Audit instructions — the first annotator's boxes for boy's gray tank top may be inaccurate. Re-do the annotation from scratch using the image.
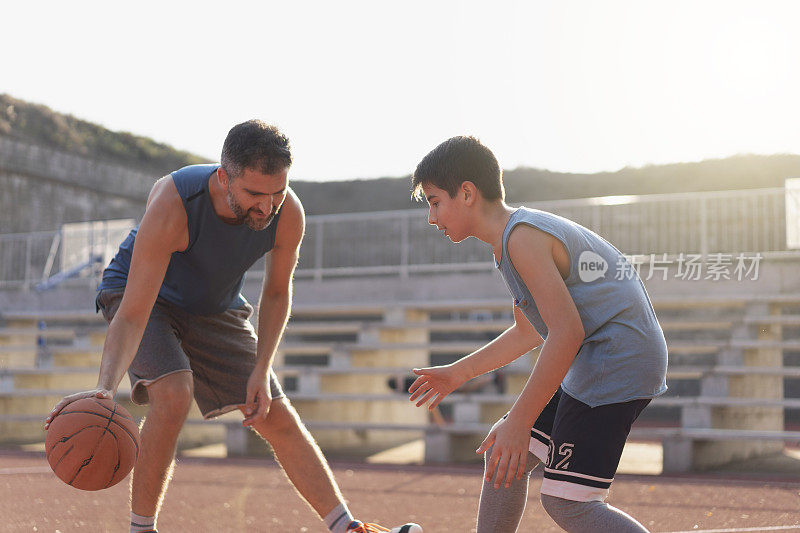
[496,207,667,407]
[98,164,282,315]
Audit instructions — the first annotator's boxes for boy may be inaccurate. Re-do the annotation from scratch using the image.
[407,136,666,532]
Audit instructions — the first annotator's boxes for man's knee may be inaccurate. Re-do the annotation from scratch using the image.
[250,398,303,440]
[147,372,194,419]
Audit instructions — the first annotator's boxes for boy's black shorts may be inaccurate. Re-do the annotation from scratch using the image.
[523,387,650,502]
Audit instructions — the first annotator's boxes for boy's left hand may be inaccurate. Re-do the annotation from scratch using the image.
[476,416,531,489]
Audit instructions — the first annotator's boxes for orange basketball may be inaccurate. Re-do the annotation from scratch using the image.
[45,397,140,491]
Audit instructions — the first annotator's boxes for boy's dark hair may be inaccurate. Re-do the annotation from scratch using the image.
[412,136,504,201]
[221,120,292,178]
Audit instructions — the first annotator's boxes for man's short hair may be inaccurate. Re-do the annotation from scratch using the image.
[412,136,504,201]
[221,120,292,178]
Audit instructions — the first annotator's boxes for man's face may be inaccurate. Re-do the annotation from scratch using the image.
[421,182,469,243]
[225,167,289,231]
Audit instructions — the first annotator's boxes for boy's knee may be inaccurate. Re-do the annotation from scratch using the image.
[483,445,540,479]
[540,494,597,527]
[540,494,650,533]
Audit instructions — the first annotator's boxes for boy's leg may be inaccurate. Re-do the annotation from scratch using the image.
[540,495,649,533]
[476,389,560,533]
[539,392,651,533]
[476,448,540,533]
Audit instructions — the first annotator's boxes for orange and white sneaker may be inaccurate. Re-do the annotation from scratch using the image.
[346,520,423,533]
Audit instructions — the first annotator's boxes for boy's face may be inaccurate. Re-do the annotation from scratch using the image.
[421,182,470,243]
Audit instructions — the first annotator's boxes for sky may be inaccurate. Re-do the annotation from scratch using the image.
[3,1,799,181]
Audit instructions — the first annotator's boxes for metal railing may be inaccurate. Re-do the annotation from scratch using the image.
[0,221,135,289]
[293,186,792,279]
[0,186,795,289]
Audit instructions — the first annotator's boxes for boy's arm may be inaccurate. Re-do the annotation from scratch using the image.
[243,190,304,426]
[455,305,544,379]
[476,224,584,488]
[408,305,543,409]
[502,225,584,429]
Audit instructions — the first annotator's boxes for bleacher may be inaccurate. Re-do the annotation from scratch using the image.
[2,289,799,472]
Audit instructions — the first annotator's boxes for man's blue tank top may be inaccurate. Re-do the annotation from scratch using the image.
[98,164,282,315]
[496,207,668,407]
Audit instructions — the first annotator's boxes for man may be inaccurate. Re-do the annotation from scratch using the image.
[45,120,421,533]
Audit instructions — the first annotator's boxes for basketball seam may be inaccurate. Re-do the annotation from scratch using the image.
[54,410,140,455]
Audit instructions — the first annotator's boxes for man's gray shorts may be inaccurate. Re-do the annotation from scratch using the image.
[96,289,284,419]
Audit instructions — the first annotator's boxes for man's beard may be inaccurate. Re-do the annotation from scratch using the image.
[227,189,278,231]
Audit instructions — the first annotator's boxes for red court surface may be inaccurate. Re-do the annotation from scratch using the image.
[2,450,799,532]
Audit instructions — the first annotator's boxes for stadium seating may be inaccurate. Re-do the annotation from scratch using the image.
[0,293,798,472]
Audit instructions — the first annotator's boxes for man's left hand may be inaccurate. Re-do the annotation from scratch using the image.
[243,371,272,427]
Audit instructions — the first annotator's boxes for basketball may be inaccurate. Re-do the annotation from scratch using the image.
[45,397,140,491]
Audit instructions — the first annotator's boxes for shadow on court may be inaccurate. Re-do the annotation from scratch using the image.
[1,450,799,532]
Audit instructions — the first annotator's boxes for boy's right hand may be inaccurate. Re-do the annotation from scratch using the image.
[44,389,113,429]
[408,365,468,409]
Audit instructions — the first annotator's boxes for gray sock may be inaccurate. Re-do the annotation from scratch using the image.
[476,446,541,533]
[540,494,650,533]
[324,502,355,533]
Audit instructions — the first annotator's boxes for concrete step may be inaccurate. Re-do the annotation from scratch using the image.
[0,368,99,391]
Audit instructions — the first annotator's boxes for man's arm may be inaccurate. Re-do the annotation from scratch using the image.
[242,189,304,425]
[46,177,187,426]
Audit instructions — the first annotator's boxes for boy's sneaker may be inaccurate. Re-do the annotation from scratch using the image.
[346,520,423,533]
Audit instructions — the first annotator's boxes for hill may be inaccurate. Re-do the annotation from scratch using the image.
[292,154,800,214]
[3,94,799,215]
[0,94,204,174]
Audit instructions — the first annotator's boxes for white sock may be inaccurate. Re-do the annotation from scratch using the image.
[324,502,356,533]
[130,511,156,533]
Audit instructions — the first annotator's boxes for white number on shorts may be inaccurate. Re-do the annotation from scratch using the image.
[554,443,574,470]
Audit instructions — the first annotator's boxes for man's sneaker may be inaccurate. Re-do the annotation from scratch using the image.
[346,520,423,533]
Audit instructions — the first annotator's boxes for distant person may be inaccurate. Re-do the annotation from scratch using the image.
[407,136,666,532]
[45,120,421,533]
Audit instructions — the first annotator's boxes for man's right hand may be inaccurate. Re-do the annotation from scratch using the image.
[44,389,113,429]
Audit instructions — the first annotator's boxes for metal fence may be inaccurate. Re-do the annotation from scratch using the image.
[0,186,794,288]
[295,186,792,279]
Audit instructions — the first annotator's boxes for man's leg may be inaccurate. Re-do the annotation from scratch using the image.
[248,398,421,532]
[130,371,194,526]
[248,397,344,517]
[185,304,420,532]
[96,290,195,533]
